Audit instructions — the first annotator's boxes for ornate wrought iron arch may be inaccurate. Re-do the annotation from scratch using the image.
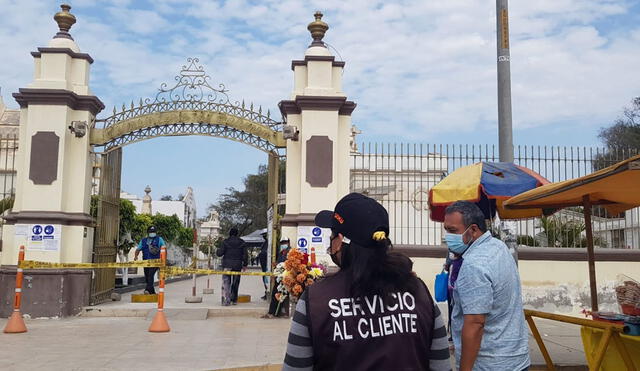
[91,58,285,154]
[104,122,279,152]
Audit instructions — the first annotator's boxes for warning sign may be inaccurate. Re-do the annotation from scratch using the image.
[297,225,331,261]
[27,224,60,252]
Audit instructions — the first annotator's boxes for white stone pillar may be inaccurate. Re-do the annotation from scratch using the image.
[279,12,355,251]
[1,5,104,264]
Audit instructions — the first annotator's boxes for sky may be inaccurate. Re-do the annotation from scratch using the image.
[1,0,639,218]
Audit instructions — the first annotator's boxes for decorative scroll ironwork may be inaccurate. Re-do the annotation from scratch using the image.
[97,57,282,133]
[103,123,282,155]
[154,57,230,104]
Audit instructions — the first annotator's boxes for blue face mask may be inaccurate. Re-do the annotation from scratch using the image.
[149,233,157,238]
[444,226,471,255]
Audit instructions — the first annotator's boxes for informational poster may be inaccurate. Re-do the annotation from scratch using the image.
[297,225,331,263]
[27,224,61,252]
[14,224,29,237]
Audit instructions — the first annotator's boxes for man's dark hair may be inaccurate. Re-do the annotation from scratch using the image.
[229,227,239,236]
[445,201,488,232]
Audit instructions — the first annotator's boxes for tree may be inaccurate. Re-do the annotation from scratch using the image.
[595,97,640,170]
[517,235,538,247]
[0,196,14,215]
[160,195,173,201]
[118,199,137,254]
[539,216,585,248]
[151,214,182,242]
[90,195,99,218]
[209,164,269,235]
[131,213,153,243]
[537,216,606,248]
[119,199,136,239]
[176,227,194,248]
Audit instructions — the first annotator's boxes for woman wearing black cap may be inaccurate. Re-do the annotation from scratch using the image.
[282,193,451,371]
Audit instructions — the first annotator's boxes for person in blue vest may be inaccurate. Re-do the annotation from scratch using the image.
[134,226,166,294]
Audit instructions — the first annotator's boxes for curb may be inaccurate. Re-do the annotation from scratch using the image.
[78,307,269,319]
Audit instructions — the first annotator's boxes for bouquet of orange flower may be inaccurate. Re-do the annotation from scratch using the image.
[274,248,326,310]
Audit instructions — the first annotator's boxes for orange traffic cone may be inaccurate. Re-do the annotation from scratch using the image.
[4,245,27,334]
[148,309,170,332]
[4,310,27,333]
[149,246,170,333]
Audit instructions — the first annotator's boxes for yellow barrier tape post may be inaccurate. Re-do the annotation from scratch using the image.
[19,259,163,269]
[161,266,274,278]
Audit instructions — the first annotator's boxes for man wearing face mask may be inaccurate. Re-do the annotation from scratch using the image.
[277,237,291,264]
[443,201,530,371]
[134,226,166,295]
[282,193,451,371]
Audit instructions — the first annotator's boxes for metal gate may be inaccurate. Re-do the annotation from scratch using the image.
[90,148,122,305]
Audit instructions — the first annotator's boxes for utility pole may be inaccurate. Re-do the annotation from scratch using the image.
[497,0,514,162]
[496,0,519,266]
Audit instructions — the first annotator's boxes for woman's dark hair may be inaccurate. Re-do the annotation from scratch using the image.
[340,237,420,301]
[229,227,239,236]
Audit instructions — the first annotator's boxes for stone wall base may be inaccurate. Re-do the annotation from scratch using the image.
[0,266,92,318]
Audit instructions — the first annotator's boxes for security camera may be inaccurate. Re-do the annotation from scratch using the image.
[283,124,299,141]
[69,121,87,138]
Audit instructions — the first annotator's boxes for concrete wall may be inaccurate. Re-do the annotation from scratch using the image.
[406,248,640,315]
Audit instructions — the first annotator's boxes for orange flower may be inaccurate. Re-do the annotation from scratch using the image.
[275,293,281,301]
[283,276,296,287]
[284,260,297,271]
[306,278,314,286]
[296,273,306,283]
[293,284,303,295]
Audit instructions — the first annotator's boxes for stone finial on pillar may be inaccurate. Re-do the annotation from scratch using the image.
[53,4,76,40]
[307,11,329,47]
[142,186,152,215]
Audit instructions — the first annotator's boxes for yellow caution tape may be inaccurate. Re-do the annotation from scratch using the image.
[19,259,163,269]
[161,266,274,277]
[18,260,272,278]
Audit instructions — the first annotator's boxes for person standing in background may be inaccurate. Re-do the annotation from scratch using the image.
[134,226,165,295]
[216,227,248,306]
[258,231,269,300]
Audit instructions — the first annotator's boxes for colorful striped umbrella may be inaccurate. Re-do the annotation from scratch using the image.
[428,162,550,222]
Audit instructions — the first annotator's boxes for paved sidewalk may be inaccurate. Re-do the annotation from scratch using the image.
[0,316,291,371]
[83,270,271,318]
[0,312,589,370]
[0,270,590,370]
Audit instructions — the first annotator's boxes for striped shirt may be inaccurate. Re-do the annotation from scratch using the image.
[283,290,451,371]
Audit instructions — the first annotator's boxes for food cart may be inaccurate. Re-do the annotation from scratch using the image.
[504,154,640,370]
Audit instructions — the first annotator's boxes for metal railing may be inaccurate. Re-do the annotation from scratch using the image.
[351,143,640,248]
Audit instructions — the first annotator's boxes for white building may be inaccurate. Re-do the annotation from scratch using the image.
[198,210,221,242]
[121,186,197,228]
[350,151,447,245]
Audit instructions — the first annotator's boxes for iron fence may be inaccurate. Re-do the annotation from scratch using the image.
[351,143,640,248]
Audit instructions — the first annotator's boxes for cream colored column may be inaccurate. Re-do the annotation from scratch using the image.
[279,12,355,248]
[1,5,103,265]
